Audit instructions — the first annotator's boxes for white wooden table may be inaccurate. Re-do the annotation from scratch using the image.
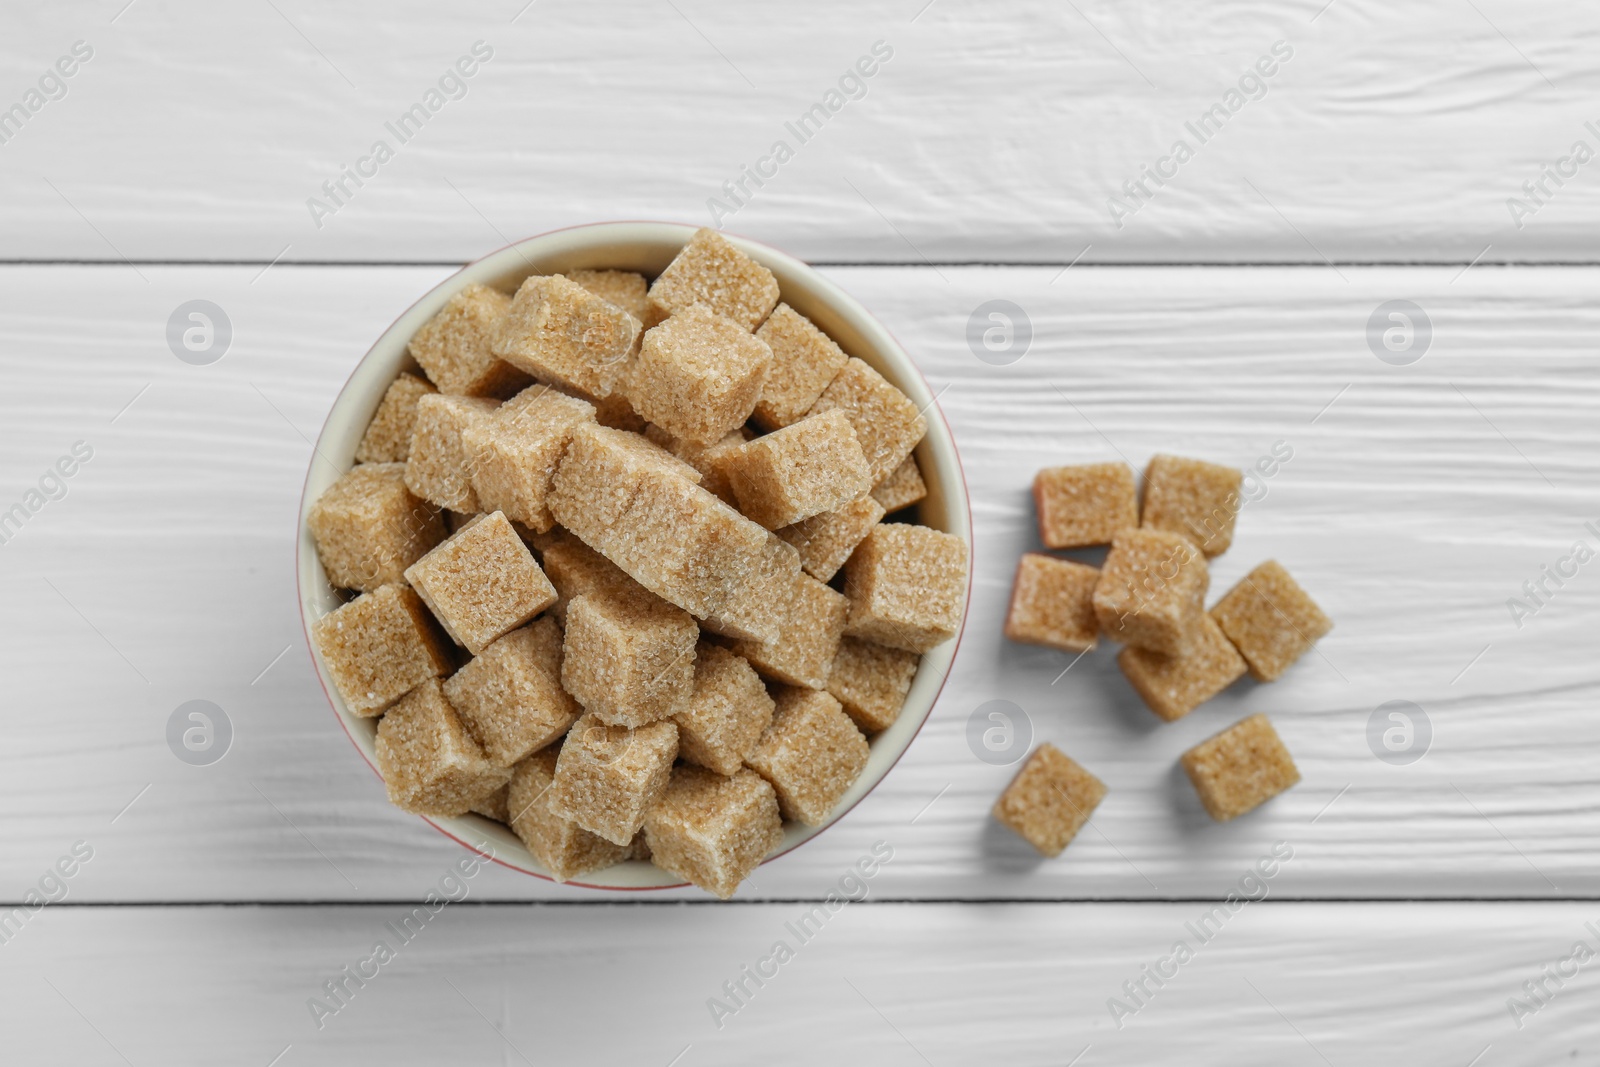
[4,2,1598,1062]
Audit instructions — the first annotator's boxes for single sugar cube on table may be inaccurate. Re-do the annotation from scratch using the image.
[508,747,630,881]
[405,393,500,512]
[730,570,849,690]
[647,227,781,330]
[991,743,1107,857]
[778,493,885,582]
[871,454,927,513]
[644,765,784,899]
[746,687,869,826]
[644,424,750,507]
[826,637,919,735]
[1210,560,1333,682]
[492,275,642,398]
[1117,613,1247,722]
[461,385,596,534]
[444,616,579,766]
[626,304,773,444]
[751,303,849,430]
[807,358,927,484]
[1033,462,1138,549]
[1004,553,1100,654]
[308,463,446,592]
[843,523,969,654]
[723,409,873,529]
[547,423,702,554]
[1141,454,1243,557]
[312,583,454,716]
[408,283,532,398]
[566,269,655,327]
[375,678,511,816]
[1181,713,1301,821]
[673,643,775,776]
[561,590,698,728]
[355,372,436,463]
[549,713,679,846]
[404,511,557,655]
[1091,529,1208,657]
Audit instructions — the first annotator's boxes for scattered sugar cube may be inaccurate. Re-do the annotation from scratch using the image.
[751,303,849,429]
[731,571,848,690]
[567,269,653,326]
[355,372,436,463]
[645,423,750,506]
[404,511,557,654]
[1033,462,1138,549]
[1141,454,1243,557]
[508,747,629,881]
[673,643,775,776]
[1091,529,1208,657]
[644,765,783,899]
[1181,713,1300,821]
[549,713,679,846]
[547,422,701,551]
[871,454,927,513]
[1117,613,1247,722]
[843,523,969,654]
[492,275,642,398]
[461,386,596,534]
[627,305,773,444]
[646,227,781,330]
[470,782,511,824]
[561,590,698,728]
[444,617,579,766]
[826,637,919,735]
[746,687,869,826]
[1004,553,1100,654]
[777,493,885,582]
[991,743,1107,857]
[408,283,531,398]
[535,528,654,624]
[375,679,511,816]
[404,393,500,512]
[1210,560,1333,682]
[723,409,873,529]
[807,358,926,484]
[308,463,446,592]
[312,583,454,716]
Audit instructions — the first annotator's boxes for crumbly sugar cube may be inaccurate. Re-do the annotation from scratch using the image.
[777,493,886,582]
[870,454,927,513]
[1210,560,1334,682]
[405,393,500,512]
[644,765,783,899]
[645,424,750,507]
[444,617,580,766]
[312,584,454,715]
[646,228,781,330]
[461,386,596,533]
[1181,713,1301,821]
[745,687,869,826]
[560,591,698,728]
[626,305,773,444]
[355,373,437,463]
[826,637,919,735]
[1142,454,1244,557]
[991,743,1107,857]
[751,303,849,429]
[731,572,848,690]
[842,523,969,654]
[548,714,679,845]
[1033,462,1139,549]
[491,275,642,398]
[408,283,531,398]
[471,783,511,823]
[1004,553,1100,654]
[404,511,557,654]
[1117,613,1247,722]
[807,358,927,484]
[673,643,775,776]
[547,423,701,553]
[375,679,511,816]
[566,269,652,325]
[308,463,446,592]
[508,748,629,881]
[723,410,873,529]
[1091,529,1209,657]
[535,528,655,623]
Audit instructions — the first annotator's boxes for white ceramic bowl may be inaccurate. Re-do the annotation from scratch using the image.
[297,222,972,890]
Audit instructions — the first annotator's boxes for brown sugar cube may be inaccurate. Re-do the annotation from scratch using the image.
[826,637,919,734]
[871,454,927,513]
[535,528,653,624]
[461,386,596,534]
[588,389,648,432]
[1033,462,1138,549]
[1004,553,1100,654]
[311,584,454,716]
[807,358,927,484]
[644,765,783,899]
[444,617,580,766]
[566,269,652,325]
[645,423,750,507]
[626,305,773,444]
[730,572,848,690]
[673,643,775,776]
[561,591,698,728]
[746,688,869,826]
[355,372,436,463]
[646,227,781,330]
[1181,713,1301,821]
[548,713,678,845]
[1211,561,1334,682]
[723,410,873,529]
[842,523,969,654]
[751,303,849,430]
[404,511,557,654]
[404,393,500,512]
[308,463,446,592]
[546,423,700,552]
[778,494,886,582]
[470,782,511,823]
[1142,454,1243,557]
[508,748,630,881]
[492,275,642,399]
[701,532,805,645]
[1118,613,1246,722]
[375,679,511,816]
[1092,529,1209,657]
[991,743,1107,857]
[408,283,531,398]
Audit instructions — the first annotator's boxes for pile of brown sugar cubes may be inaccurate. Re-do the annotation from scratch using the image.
[992,456,1331,857]
[308,228,968,897]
